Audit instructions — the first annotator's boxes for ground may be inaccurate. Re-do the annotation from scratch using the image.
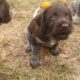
[0,0,80,80]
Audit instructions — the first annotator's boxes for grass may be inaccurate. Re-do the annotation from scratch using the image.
[0,0,80,80]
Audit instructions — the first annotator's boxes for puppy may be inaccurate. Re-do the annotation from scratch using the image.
[70,0,80,23]
[0,0,11,24]
[26,3,73,69]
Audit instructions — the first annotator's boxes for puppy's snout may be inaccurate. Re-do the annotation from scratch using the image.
[61,23,69,29]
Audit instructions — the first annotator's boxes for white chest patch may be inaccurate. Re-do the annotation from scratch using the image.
[35,37,57,47]
[35,37,44,44]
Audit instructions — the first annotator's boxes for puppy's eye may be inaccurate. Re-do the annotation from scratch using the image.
[65,12,69,17]
[53,13,57,17]
[50,13,57,20]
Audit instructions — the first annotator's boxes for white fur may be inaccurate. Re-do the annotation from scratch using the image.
[33,7,41,18]
[35,37,57,47]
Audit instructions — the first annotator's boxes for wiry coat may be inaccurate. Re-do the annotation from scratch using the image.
[26,3,73,69]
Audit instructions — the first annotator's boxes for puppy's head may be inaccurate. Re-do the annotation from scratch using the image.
[36,3,73,41]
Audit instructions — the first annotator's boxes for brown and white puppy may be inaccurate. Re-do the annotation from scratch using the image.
[0,0,11,24]
[26,3,73,69]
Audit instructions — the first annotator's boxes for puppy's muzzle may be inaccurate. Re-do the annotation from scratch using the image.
[60,23,70,34]
[61,23,69,29]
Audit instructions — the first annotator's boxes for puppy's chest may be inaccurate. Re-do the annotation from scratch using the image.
[35,37,57,47]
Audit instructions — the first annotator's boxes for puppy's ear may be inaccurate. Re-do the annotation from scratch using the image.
[36,9,49,35]
[36,11,45,26]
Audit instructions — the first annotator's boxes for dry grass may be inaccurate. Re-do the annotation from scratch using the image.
[0,0,80,80]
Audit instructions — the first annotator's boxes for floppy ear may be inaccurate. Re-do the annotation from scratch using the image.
[36,13,44,27]
[36,9,49,36]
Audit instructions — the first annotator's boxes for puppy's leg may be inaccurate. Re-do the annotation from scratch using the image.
[25,30,32,52]
[30,44,40,69]
[50,43,60,56]
[25,41,31,52]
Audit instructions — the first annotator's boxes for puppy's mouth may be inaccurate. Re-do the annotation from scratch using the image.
[58,30,70,40]
[59,31,69,35]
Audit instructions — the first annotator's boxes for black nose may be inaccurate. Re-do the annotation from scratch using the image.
[61,23,69,29]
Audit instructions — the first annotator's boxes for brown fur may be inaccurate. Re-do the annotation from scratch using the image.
[0,0,11,24]
[26,3,73,69]
[28,3,72,42]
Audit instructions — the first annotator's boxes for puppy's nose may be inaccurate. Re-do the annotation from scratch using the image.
[61,23,69,29]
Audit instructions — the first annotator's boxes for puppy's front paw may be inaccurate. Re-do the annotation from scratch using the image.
[25,44,31,52]
[30,61,40,69]
[51,47,60,56]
